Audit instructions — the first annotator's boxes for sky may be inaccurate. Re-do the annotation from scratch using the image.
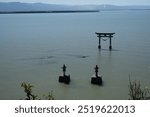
[0,0,150,5]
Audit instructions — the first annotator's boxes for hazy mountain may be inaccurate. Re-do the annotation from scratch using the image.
[0,2,150,12]
[0,2,70,12]
[0,2,98,12]
[96,4,150,10]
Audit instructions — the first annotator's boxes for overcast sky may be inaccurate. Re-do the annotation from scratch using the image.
[0,0,150,5]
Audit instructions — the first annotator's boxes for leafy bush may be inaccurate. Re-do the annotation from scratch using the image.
[21,82,54,100]
[128,77,150,100]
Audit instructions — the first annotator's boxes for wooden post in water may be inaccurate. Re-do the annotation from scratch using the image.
[95,32,115,50]
[109,35,112,50]
[98,35,101,49]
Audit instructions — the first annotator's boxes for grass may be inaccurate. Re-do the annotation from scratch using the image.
[128,76,150,100]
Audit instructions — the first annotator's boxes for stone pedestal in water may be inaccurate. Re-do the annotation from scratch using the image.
[91,65,102,85]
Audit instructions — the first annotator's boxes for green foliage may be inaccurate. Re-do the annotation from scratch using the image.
[128,77,150,100]
[43,91,54,100]
[21,82,54,100]
[21,82,38,100]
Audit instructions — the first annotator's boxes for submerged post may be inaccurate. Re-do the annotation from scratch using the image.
[98,36,101,49]
[95,32,115,50]
[109,35,112,50]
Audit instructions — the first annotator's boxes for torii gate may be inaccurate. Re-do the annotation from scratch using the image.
[95,32,115,50]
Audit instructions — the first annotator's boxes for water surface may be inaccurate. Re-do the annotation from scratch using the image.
[0,11,150,99]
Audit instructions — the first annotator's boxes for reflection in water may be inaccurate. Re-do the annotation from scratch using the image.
[96,49,112,65]
[96,49,114,87]
[18,56,55,61]
[65,54,89,59]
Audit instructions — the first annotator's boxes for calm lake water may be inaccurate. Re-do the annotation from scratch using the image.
[0,10,150,99]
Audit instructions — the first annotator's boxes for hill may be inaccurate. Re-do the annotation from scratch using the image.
[0,2,150,13]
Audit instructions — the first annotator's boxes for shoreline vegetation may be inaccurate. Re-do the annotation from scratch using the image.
[21,82,54,100]
[21,78,150,100]
[0,10,100,14]
[128,78,150,100]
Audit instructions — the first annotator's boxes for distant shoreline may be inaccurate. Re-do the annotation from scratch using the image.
[0,10,100,14]
[1,9,150,14]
